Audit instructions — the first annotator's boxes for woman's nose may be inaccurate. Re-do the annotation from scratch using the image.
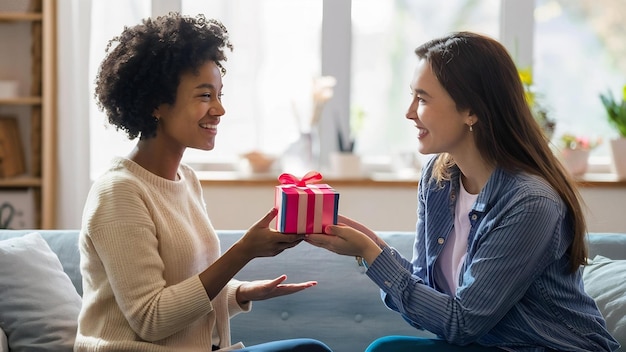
[405,100,417,120]
[211,101,226,116]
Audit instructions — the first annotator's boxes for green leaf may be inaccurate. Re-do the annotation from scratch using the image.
[599,89,626,137]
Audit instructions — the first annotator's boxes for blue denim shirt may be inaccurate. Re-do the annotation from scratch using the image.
[366,157,620,351]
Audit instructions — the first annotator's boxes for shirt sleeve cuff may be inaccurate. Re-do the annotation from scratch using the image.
[366,246,423,291]
[226,279,252,317]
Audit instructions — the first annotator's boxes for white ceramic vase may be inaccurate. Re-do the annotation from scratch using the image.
[609,137,626,180]
[560,148,590,177]
[329,152,362,178]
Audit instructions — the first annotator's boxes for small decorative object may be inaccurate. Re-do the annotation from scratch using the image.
[558,133,601,177]
[560,133,602,151]
[274,171,339,234]
[329,151,362,178]
[0,116,26,178]
[241,151,276,174]
[519,67,556,139]
[0,80,19,99]
[599,85,626,179]
[336,105,366,154]
[392,150,422,178]
[283,76,337,174]
[330,105,366,177]
[0,189,35,229]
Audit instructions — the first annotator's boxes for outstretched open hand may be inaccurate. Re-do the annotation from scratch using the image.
[237,275,317,303]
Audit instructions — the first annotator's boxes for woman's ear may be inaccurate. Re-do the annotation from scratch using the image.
[152,107,161,119]
[466,111,478,132]
[153,104,171,121]
[468,108,479,122]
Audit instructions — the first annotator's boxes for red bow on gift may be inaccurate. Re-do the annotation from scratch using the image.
[278,171,323,187]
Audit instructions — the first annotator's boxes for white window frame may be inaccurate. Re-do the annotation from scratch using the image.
[138,0,541,170]
[107,0,616,173]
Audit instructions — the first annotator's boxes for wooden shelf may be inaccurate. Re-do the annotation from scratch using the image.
[0,96,42,105]
[0,0,56,229]
[0,176,42,187]
[0,12,42,21]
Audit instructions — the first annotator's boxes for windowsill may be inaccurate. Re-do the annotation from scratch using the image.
[194,154,626,188]
[197,170,626,188]
[197,171,421,187]
[574,173,626,187]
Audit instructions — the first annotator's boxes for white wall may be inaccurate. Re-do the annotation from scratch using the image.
[50,1,626,232]
[203,183,626,233]
[579,187,626,233]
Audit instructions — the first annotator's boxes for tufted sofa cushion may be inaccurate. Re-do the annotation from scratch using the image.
[0,230,624,352]
[222,231,436,351]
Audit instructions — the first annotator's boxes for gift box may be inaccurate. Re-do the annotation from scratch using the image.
[274,171,339,234]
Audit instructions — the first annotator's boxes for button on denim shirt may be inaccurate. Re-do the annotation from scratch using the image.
[367,157,619,352]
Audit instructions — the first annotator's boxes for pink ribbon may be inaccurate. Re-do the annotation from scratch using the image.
[278,171,323,187]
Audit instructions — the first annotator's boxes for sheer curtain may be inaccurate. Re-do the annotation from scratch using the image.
[56,0,152,228]
[56,0,92,229]
[55,0,624,228]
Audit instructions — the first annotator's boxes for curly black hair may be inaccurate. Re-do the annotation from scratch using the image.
[94,12,233,140]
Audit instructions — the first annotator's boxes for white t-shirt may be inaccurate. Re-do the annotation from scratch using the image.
[435,177,478,295]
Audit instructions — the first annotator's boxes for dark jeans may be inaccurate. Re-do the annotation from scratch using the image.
[366,336,503,351]
[238,338,333,352]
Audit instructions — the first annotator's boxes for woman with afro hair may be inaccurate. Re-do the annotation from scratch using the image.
[76,12,332,352]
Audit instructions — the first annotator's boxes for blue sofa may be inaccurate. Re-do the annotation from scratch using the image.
[0,229,624,352]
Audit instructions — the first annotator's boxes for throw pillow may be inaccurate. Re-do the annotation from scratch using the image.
[583,255,626,348]
[0,232,82,352]
[0,327,8,352]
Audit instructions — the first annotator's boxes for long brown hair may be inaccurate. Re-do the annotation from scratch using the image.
[415,32,587,273]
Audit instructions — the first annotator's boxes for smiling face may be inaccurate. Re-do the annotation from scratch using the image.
[154,60,225,153]
[405,59,474,156]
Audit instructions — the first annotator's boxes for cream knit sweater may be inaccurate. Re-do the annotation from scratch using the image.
[75,157,249,352]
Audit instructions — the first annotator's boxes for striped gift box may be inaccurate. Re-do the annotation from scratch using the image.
[274,172,339,234]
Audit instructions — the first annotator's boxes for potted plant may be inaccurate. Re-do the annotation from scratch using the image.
[558,133,601,177]
[519,67,556,139]
[599,85,626,179]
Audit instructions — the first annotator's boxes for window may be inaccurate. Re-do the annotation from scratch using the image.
[89,0,151,179]
[533,0,626,162]
[181,0,323,166]
[89,0,323,178]
[350,0,500,165]
[88,0,620,180]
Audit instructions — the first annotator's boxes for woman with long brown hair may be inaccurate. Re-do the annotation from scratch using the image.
[307,32,619,351]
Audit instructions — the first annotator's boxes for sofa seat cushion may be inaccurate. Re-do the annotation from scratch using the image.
[0,232,82,352]
[583,255,626,349]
